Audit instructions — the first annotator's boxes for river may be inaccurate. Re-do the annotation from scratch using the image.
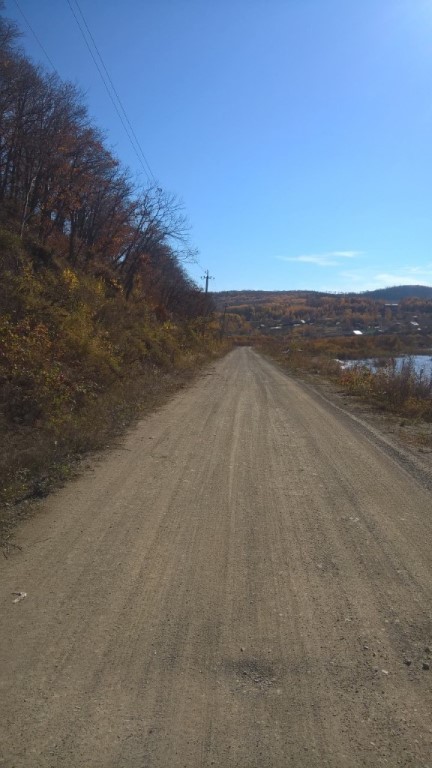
[339,355,432,376]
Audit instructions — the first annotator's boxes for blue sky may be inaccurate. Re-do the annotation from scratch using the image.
[5,0,432,292]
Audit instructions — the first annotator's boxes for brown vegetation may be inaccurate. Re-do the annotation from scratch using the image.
[339,359,432,421]
[260,335,432,424]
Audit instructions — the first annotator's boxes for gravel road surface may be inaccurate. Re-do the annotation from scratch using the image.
[1,347,432,767]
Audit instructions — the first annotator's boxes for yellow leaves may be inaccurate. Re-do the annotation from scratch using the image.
[161,320,177,332]
[339,366,375,396]
[62,267,79,291]
[94,279,104,296]
[0,319,51,360]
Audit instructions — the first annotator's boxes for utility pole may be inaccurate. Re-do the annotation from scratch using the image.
[202,269,214,294]
[200,269,214,338]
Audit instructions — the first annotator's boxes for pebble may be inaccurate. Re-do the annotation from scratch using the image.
[422,662,430,671]
[403,658,412,667]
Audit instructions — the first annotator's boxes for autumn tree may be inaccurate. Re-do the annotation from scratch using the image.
[0,5,208,320]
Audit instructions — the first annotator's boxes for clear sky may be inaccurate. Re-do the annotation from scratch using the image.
[5,0,432,292]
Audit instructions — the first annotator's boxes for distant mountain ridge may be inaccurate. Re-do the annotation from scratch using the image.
[214,285,432,308]
[355,285,432,301]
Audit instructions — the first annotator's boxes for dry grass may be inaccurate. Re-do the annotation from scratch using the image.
[259,337,432,423]
[339,358,432,420]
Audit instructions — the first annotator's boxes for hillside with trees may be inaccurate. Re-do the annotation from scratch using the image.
[0,8,223,518]
[215,287,432,342]
[357,285,432,301]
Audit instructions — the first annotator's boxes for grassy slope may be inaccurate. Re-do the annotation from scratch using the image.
[0,230,228,537]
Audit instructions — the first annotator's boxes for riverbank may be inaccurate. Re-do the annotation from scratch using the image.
[259,337,432,433]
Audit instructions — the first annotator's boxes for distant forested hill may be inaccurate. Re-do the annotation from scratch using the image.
[213,289,329,309]
[214,285,432,308]
[356,285,432,301]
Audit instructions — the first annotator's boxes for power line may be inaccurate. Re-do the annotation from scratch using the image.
[72,0,156,183]
[65,0,155,183]
[13,0,58,73]
[65,0,146,178]
[195,257,206,272]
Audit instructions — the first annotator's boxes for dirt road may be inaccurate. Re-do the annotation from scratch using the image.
[1,347,432,767]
